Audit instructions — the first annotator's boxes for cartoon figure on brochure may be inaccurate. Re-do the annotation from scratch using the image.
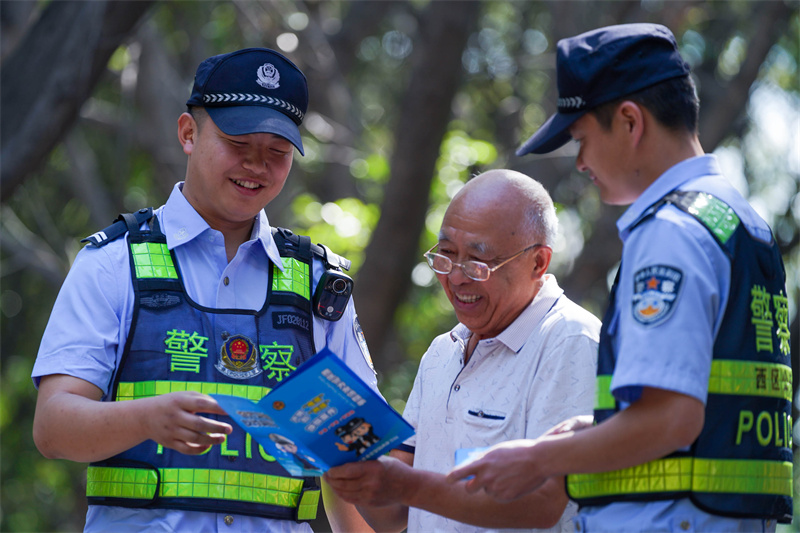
[268,433,322,475]
[334,417,380,458]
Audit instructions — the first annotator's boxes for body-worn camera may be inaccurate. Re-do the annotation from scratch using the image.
[313,270,353,321]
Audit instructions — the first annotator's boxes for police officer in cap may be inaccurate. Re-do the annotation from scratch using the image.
[448,23,792,532]
[33,48,378,533]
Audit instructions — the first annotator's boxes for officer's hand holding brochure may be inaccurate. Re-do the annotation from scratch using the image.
[212,347,414,477]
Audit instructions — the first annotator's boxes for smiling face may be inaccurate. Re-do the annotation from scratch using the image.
[436,171,552,341]
[178,109,294,233]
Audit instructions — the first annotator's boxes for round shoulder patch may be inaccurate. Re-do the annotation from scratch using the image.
[632,265,684,326]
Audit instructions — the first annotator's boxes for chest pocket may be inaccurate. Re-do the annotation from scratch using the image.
[462,407,508,442]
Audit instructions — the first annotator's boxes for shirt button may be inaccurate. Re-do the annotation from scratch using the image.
[224,515,234,526]
[223,277,229,286]
[454,384,461,391]
[679,520,690,531]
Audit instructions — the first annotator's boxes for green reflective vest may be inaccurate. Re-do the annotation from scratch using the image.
[567,191,793,523]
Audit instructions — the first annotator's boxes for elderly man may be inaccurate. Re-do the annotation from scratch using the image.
[449,23,792,533]
[324,169,600,532]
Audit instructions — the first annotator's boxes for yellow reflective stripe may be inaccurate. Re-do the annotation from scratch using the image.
[594,360,792,412]
[116,381,271,401]
[708,360,792,401]
[296,489,321,520]
[595,375,615,410]
[569,457,692,499]
[693,458,792,496]
[130,242,178,279]
[568,458,792,499]
[87,466,318,511]
[272,257,310,300]
[87,465,158,499]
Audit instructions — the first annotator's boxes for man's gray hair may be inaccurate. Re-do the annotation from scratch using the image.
[509,173,559,247]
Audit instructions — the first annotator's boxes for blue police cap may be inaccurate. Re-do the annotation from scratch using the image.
[517,23,690,156]
[187,48,308,155]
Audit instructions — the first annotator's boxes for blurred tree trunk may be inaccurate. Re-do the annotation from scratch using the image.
[696,0,795,150]
[0,0,155,201]
[295,1,402,203]
[134,21,193,199]
[355,0,483,366]
[0,1,37,62]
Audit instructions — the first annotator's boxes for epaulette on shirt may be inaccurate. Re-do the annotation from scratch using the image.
[81,208,155,248]
[81,208,351,272]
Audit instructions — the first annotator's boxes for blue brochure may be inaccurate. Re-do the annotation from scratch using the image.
[212,347,414,476]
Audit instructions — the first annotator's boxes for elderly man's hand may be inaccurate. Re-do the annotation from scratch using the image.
[323,455,414,507]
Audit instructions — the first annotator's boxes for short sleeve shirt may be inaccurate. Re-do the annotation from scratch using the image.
[577,155,776,532]
[32,183,378,533]
[403,275,601,533]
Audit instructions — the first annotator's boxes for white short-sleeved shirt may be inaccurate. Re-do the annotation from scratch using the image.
[577,155,778,532]
[403,275,601,533]
[33,183,378,533]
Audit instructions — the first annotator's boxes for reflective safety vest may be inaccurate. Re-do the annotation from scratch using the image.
[81,209,348,521]
[567,191,793,523]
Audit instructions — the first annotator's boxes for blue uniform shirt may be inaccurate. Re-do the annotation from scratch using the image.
[33,183,379,533]
[576,155,778,533]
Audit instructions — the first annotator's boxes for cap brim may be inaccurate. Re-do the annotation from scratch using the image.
[206,106,305,156]
[515,110,585,156]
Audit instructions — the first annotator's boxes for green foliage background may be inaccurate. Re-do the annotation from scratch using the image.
[1,1,798,531]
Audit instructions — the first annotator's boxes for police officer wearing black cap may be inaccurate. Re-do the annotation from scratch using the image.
[448,24,792,532]
[33,48,378,532]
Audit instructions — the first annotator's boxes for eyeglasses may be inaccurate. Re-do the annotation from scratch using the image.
[423,243,544,282]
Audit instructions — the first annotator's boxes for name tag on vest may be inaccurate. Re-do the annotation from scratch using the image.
[273,312,311,333]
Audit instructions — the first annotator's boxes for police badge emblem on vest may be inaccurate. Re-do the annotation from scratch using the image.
[216,334,263,379]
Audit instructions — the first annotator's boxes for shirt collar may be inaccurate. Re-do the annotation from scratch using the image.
[450,274,563,353]
[159,182,285,270]
[616,154,721,238]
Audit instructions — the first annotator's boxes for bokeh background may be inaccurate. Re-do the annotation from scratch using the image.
[1,1,798,531]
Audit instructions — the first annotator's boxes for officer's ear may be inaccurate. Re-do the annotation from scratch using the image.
[617,100,645,146]
[177,112,198,155]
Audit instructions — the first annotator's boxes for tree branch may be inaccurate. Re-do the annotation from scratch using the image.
[355,0,483,366]
[698,1,794,151]
[1,0,155,201]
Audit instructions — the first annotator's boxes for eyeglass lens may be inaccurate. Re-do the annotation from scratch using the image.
[427,253,489,280]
